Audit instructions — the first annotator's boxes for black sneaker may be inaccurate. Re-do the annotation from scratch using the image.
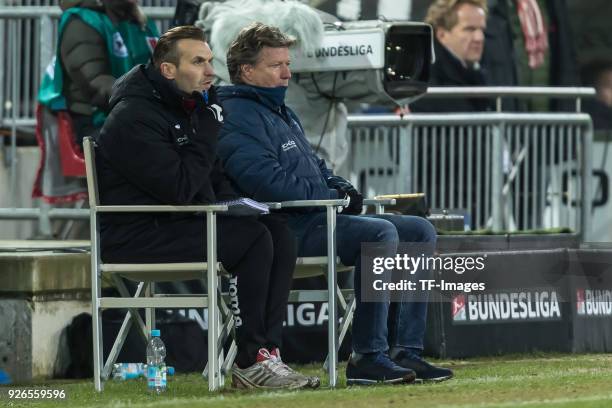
[346,352,416,386]
[392,350,453,382]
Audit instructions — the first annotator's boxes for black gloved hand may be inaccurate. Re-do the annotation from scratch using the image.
[327,175,355,192]
[341,189,363,215]
[328,176,363,214]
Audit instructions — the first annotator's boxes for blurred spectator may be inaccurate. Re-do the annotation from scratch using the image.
[33,0,159,205]
[542,0,580,88]
[480,0,519,87]
[480,0,579,111]
[582,59,612,130]
[38,0,159,144]
[411,0,494,112]
[479,0,524,111]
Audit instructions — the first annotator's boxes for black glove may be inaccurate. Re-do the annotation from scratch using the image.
[340,189,363,215]
[327,176,363,214]
[327,175,355,192]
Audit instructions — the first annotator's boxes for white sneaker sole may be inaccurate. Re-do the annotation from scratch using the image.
[232,373,309,390]
[346,374,416,386]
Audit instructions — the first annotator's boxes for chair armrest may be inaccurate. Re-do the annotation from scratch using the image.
[263,202,282,210]
[95,204,228,213]
[362,198,396,215]
[279,199,349,208]
[363,198,396,207]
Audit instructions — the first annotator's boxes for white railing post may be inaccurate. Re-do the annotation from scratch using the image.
[397,123,412,193]
[580,122,593,242]
[490,121,506,231]
[39,14,54,80]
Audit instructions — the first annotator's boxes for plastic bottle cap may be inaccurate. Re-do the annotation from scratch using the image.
[167,366,175,376]
[151,329,161,337]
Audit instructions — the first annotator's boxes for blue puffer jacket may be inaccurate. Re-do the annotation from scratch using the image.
[217,84,340,236]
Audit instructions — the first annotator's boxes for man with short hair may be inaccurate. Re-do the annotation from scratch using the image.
[217,22,454,385]
[95,25,316,390]
[412,0,492,112]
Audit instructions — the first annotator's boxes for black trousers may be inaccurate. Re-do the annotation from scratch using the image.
[101,214,297,367]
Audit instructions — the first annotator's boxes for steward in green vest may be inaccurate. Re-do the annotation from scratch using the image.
[38,0,159,142]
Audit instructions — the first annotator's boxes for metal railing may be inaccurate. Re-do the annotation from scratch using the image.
[421,86,596,112]
[344,112,593,239]
[2,112,593,241]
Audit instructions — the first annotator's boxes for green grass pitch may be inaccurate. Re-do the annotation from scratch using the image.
[3,353,612,408]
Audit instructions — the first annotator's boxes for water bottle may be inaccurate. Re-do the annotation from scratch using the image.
[146,329,167,394]
[112,363,145,380]
[112,363,175,381]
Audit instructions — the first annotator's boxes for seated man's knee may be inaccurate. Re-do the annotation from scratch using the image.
[411,216,437,243]
[369,219,400,243]
[261,216,295,246]
[245,219,273,246]
[422,219,437,243]
[227,218,273,256]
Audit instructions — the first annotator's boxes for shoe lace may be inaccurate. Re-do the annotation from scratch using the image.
[410,353,430,364]
[373,352,403,370]
[263,358,293,377]
[269,349,313,383]
[270,350,298,373]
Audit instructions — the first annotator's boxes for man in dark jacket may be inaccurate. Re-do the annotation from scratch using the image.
[95,26,316,390]
[411,0,493,112]
[217,22,453,385]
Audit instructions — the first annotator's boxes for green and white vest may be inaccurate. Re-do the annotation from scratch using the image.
[38,7,159,126]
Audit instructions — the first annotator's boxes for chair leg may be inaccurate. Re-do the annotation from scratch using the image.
[206,211,221,391]
[91,227,103,392]
[102,282,148,379]
[145,282,156,334]
[326,206,339,388]
[216,311,225,386]
[216,285,228,385]
[203,285,235,380]
[338,296,356,348]
[324,295,356,370]
[207,281,220,390]
[112,278,149,342]
[221,341,237,376]
[201,308,209,379]
[102,308,135,380]
[92,303,104,392]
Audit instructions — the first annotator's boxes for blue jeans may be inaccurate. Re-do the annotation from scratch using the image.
[298,213,437,354]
